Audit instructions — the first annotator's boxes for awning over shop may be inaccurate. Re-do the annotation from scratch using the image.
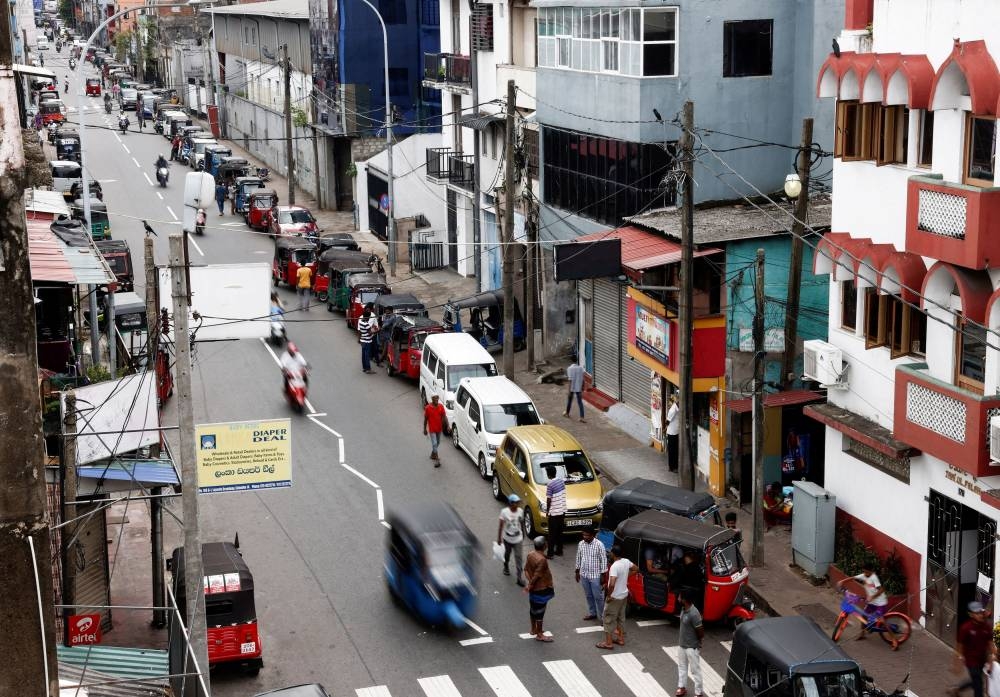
[24,188,71,219]
[727,389,825,414]
[14,63,57,79]
[76,458,180,495]
[804,402,919,459]
[27,218,115,286]
[575,226,722,277]
[455,112,503,130]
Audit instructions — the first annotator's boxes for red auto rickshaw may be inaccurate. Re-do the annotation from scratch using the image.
[272,236,316,287]
[346,272,390,329]
[39,99,65,125]
[85,77,101,96]
[246,188,278,230]
[614,509,755,626]
[168,541,263,676]
[385,315,444,379]
[314,249,371,303]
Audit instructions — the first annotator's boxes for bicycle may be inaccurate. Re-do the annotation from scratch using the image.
[831,590,912,650]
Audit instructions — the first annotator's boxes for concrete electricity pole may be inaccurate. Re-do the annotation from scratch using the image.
[501,79,516,375]
[677,101,695,491]
[62,390,79,643]
[751,248,766,566]
[0,9,59,690]
[282,43,295,205]
[468,1,482,284]
[781,117,814,388]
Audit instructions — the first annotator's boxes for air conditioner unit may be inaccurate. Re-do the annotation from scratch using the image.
[803,339,845,387]
[990,415,1000,464]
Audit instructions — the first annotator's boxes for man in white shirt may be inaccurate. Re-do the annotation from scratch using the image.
[666,394,679,472]
[597,545,637,650]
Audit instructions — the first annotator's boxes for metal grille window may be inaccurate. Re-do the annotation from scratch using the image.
[842,435,910,483]
[472,3,494,52]
[523,127,539,180]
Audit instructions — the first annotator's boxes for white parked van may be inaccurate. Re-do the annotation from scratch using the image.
[419,333,498,428]
[451,376,542,479]
[50,160,83,198]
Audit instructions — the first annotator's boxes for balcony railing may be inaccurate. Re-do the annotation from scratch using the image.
[905,174,1000,270]
[425,147,454,180]
[448,153,475,191]
[422,52,471,86]
[893,362,1000,477]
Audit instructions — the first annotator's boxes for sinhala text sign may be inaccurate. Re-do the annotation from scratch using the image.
[196,419,292,493]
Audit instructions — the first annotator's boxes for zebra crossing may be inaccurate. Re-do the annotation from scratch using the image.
[348,640,730,697]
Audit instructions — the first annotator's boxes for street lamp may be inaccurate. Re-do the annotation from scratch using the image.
[354,0,395,276]
[783,172,802,199]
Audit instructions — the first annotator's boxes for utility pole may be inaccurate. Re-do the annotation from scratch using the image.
[144,236,167,629]
[524,187,537,369]
[677,100,695,491]
[751,248,766,567]
[312,125,322,207]
[0,10,59,688]
[468,2,482,285]
[282,43,295,205]
[781,117,814,388]
[62,390,79,645]
[168,234,211,695]
[501,79,516,375]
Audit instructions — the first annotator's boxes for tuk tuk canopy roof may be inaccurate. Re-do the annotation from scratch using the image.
[614,509,736,550]
[374,293,424,311]
[171,541,255,599]
[447,289,505,310]
[250,189,279,200]
[730,617,860,676]
[318,233,361,251]
[274,237,316,251]
[387,502,477,553]
[319,248,369,264]
[347,272,388,288]
[604,478,717,519]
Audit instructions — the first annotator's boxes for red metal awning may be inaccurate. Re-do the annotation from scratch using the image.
[930,40,1000,115]
[727,390,825,415]
[575,226,722,277]
[817,51,934,108]
[27,219,115,286]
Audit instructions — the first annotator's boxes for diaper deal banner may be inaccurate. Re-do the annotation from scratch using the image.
[196,419,291,493]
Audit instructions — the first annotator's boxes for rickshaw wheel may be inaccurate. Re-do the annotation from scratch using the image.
[241,662,261,677]
[386,360,396,377]
[730,615,748,630]
[318,292,328,302]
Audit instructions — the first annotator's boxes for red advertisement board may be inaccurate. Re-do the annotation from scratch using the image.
[67,614,102,646]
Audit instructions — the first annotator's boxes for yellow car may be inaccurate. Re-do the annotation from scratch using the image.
[491,425,603,538]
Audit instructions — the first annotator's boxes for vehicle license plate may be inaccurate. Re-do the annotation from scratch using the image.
[566,518,593,527]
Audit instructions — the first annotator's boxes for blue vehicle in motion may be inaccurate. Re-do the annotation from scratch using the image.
[385,501,479,629]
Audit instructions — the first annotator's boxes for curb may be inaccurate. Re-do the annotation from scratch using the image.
[746,584,779,618]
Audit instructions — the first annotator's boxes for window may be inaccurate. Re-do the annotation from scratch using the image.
[456,386,470,408]
[471,3,494,51]
[965,115,996,186]
[722,19,772,77]
[642,8,676,76]
[877,105,908,166]
[523,128,539,180]
[956,318,987,394]
[886,295,926,358]
[918,110,934,167]
[468,399,481,428]
[378,0,405,24]
[843,435,910,483]
[835,100,907,163]
[841,279,857,331]
[863,288,886,349]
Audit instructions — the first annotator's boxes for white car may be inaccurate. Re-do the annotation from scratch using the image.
[37,37,49,51]
[450,376,542,479]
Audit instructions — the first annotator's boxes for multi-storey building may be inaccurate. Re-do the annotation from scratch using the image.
[810,0,1000,644]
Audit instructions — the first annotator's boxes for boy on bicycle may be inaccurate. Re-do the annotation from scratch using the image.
[837,562,888,639]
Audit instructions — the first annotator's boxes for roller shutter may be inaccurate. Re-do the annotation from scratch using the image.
[591,279,621,399]
[620,284,651,412]
[71,501,112,632]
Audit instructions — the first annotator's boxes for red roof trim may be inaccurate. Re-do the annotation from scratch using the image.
[921,261,992,322]
[575,226,721,275]
[812,231,853,274]
[818,51,935,108]
[930,39,1000,116]
[878,252,927,303]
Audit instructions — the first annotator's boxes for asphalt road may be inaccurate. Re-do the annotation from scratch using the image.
[59,59,741,697]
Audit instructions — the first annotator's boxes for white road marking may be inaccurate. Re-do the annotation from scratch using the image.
[156,192,163,200]
[122,144,130,154]
[143,172,153,186]
[519,631,553,639]
[380,520,391,529]
[308,412,327,417]
[418,675,463,697]
[340,463,379,489]
[478,666,532,697]
[165,205,178,220]
[458,636,493,647]
[304,396,317,413]
[463,618,489,637]
[131,157,140,168]
[635,619,670,627]
[376,488,384,521]
[113,133,121,143]
[603,653,669,697]
[97,179,117,183]
[356,687,391,697]
[721,640,732,652]
[308,414,344,444]
[574,626,603,634]
[663,646,725,696]
[187,234,204,257]
[220,222,245,227]
[544,659,602,697]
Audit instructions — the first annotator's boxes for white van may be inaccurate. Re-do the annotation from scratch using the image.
[50,160,83,198]
[451,376,542,479]
[419,333,498,428]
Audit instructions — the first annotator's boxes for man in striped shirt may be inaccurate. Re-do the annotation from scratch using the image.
[575,527,607,621]
[544,465,567,557]
[357,304,379,374]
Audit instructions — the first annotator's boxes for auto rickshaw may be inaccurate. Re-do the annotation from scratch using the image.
[724,617,863,697]
[216,156,251,184]
[373,292,428,320]
[168,540,263,676]
[346,272,390,329]
[203,144,233,177]
[313,249,369,303]
[71,198,110,240]
[614,509,755,625]
[109,291,148,363]
[235,176,266,215]
[85,77,101,96]
[597,477,723,548]
[39,98,65,125]
[385,315,445,379]
[95,239,133,292]
[56,136,80,163]
[442,290,526,351]
[317,232,360,253]
[385,501,478,629]
[272,237,317,287]
[247,189,279,229]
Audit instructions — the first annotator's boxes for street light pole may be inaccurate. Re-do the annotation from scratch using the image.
[355,0,394,276]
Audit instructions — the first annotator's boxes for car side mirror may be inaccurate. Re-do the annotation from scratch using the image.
[436,379,444,389]
[520,471,528,481]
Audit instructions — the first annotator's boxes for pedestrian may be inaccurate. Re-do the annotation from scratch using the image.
[215,181,227,215]
[63,77,69,94]
[170,133,180,161]
[544,465,566,557]
[666,394,679,472]
[952,601,994,697]
[497,494,526,586]
[596,545,636,650]
[295,262,312,311]
[574,527,607,621]
[138,110,145,130]
[357,304,378,373]
[675,589,705,697]
[523,536,555,642]
[422,393,447,465]
[229,182,238,215]
[564,355,585,422]
[724,511,742,543]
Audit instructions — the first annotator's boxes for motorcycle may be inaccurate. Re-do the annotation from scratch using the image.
[104,101,112,114]
[68,57,76,70]
[119,116,129,134]
[55,42,62,53]
[195,208,206,235]
[269,314,286,346]
[284,370,308,413]
[368,253,386,275]
[156,166,169,187]
[256,167,270,182]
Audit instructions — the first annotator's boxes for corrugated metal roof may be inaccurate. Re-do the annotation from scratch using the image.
[77,458,181,487]
[25,188,71,217]
[575,226,721,271]
[58,646,169,692]
[456,112,503,131]
[27,218,115,286]
[206,0,307,19]
[727,389,825,414]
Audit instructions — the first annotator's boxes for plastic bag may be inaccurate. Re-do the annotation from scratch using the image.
[492,541,505,563]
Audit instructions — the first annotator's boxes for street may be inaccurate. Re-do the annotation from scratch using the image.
[60,60,742,697]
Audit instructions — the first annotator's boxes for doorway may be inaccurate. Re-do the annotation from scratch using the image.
[447,189,458,270]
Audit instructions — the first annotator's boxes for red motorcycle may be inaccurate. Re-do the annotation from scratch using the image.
[284,370,308,412]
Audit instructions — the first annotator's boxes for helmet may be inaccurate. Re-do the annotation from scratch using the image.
[159,153,164,159]
[507,494,521,504]
[286,342,298,354]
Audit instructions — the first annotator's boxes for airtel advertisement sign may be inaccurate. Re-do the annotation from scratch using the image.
[67,614,102,646]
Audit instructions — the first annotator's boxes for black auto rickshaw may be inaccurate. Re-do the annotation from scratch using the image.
[324,253,376,310]
[613,509,754,625]
[346,272,390,329]
[203,144,233,177]
[315,248,369,302]
[385,501,479,629]
[168,540,263,677]
[316,232,361,253]
[373,292,428,320]
[597,477,723,548]
[69,179,103,201]
[724,617,863,697]
[216,156,251,184]
[272,237,317,287]
[56,136,81,162]
[442,289,526,351]
[71,198,110,240]
[109,291,147,364]
[95,239,133,292]
[385,315,445,379]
